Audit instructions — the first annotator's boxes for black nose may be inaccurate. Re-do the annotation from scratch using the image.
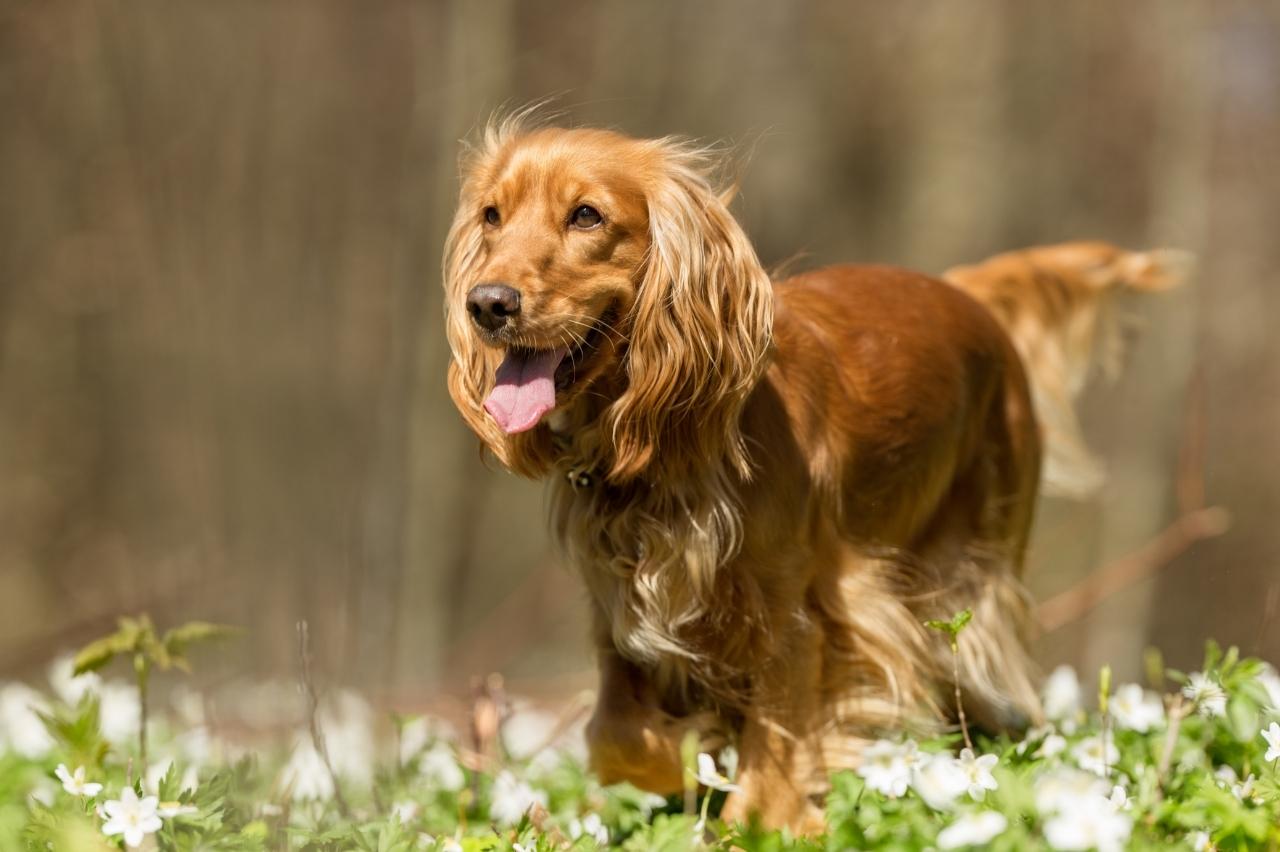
[466,283,521,332]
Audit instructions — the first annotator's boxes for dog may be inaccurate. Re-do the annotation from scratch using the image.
[442,118,1184,830]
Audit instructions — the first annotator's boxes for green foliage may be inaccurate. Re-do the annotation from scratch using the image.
[3,633,1280,850]
[74,615,238,677]
[924,609,973,649]
[71,614,238,764]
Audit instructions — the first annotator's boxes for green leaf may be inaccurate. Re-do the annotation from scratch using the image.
[163,620,239,650]
[71,637,127,675]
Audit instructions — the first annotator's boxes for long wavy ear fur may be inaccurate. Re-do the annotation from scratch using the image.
[602,142,774,483]
[442,110,557,478]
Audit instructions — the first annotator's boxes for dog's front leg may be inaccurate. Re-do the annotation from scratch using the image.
[586,646,724,795]
[719,623,827,835]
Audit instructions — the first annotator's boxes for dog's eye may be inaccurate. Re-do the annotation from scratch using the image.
[483,206,501,226]
[570,205,603,229]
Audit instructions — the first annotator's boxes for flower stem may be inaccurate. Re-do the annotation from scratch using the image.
[951,639,973,751]
[134,654,149,769]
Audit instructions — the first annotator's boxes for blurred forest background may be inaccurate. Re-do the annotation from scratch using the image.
[1,1,1277,711]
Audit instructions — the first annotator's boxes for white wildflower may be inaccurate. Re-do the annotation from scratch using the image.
[638,792,669,818]
[502,703,558,760]
[1071,735,1120,776]
[97,681,142,745]
[1016,725,1054,756]
[1043,804,1132,852]
[1218,769,1261,804]
[145,758,175,796]
[910,752,968,811]
[569,812,610,844]
[1034,767,1111,816]
[176,725,214,769]
[1108,784,1129,811]
[955,748,999,800]
[1110,683,1164,732]
[48,655,102,705]
[420,743,466,791]
[390,799,419,823]
[1036,766,1131,851]
[1187,830,1211,851]
[0,683,54,758]
[1037,733,1068,759]
[399,715,457,764]
[528,745,569,778]
[1238,775,1259,803]
[1182,672,1227,718]
[318,690,375,787]
[489,771,548,826]
[101,787,163,848]
[856,739,918,798]
[1262,721,1280,763]
[719,745,739,781]
[693,752,740,793]
[1257,664,1280,710]
[55,764,103,797]
[1178,745,1208,771]
[937,810,1008,849]
[280,739,335,801]
[440,839,463,852]
[1043,665,1083,723]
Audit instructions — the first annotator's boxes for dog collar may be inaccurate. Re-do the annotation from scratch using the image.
[565,467,595,490]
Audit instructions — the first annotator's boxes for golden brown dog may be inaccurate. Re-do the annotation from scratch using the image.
[442,118,1183,830]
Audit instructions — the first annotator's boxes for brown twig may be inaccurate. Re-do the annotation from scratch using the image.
[296,620,352,818]
[1155,694,1191,801]
[1038,365,1230,632]
[1038,506,1230,632]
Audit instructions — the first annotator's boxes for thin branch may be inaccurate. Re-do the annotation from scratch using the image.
[1155,694,1191,801]
[1039,365,1230,633]
[296,620,352,818]
[1038,506,1230,632]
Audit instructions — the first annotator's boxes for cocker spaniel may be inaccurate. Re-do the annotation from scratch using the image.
[442,118,1183,830]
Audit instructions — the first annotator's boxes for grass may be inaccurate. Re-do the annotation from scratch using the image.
[4,620,1280,851]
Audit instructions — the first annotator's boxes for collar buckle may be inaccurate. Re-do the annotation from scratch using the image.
[566,467,595,490]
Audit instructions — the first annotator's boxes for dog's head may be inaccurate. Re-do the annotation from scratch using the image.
[443,122,773,483]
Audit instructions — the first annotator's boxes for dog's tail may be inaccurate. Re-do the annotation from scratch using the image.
[943,241,1192,500]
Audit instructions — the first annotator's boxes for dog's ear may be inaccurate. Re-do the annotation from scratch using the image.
[442,133,555,479]
[602,147,773,483]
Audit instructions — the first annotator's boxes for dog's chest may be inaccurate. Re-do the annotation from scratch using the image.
[560,479,712,665]
[557,474,771,701]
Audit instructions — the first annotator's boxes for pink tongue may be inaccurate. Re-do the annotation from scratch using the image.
[484,347,568,434]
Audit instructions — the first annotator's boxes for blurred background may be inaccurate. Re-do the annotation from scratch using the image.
[1,1,1277,711]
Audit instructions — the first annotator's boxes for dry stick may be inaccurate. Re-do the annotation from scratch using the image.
[1037,507,1230,632]
[1039,366,1229,633]
[296,620,352,818]
[1155,694,1191,802]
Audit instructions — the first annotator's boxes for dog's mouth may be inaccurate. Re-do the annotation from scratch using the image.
[483,307,616,435]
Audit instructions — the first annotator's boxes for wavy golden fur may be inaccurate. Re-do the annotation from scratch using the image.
[443,117,1182,830]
